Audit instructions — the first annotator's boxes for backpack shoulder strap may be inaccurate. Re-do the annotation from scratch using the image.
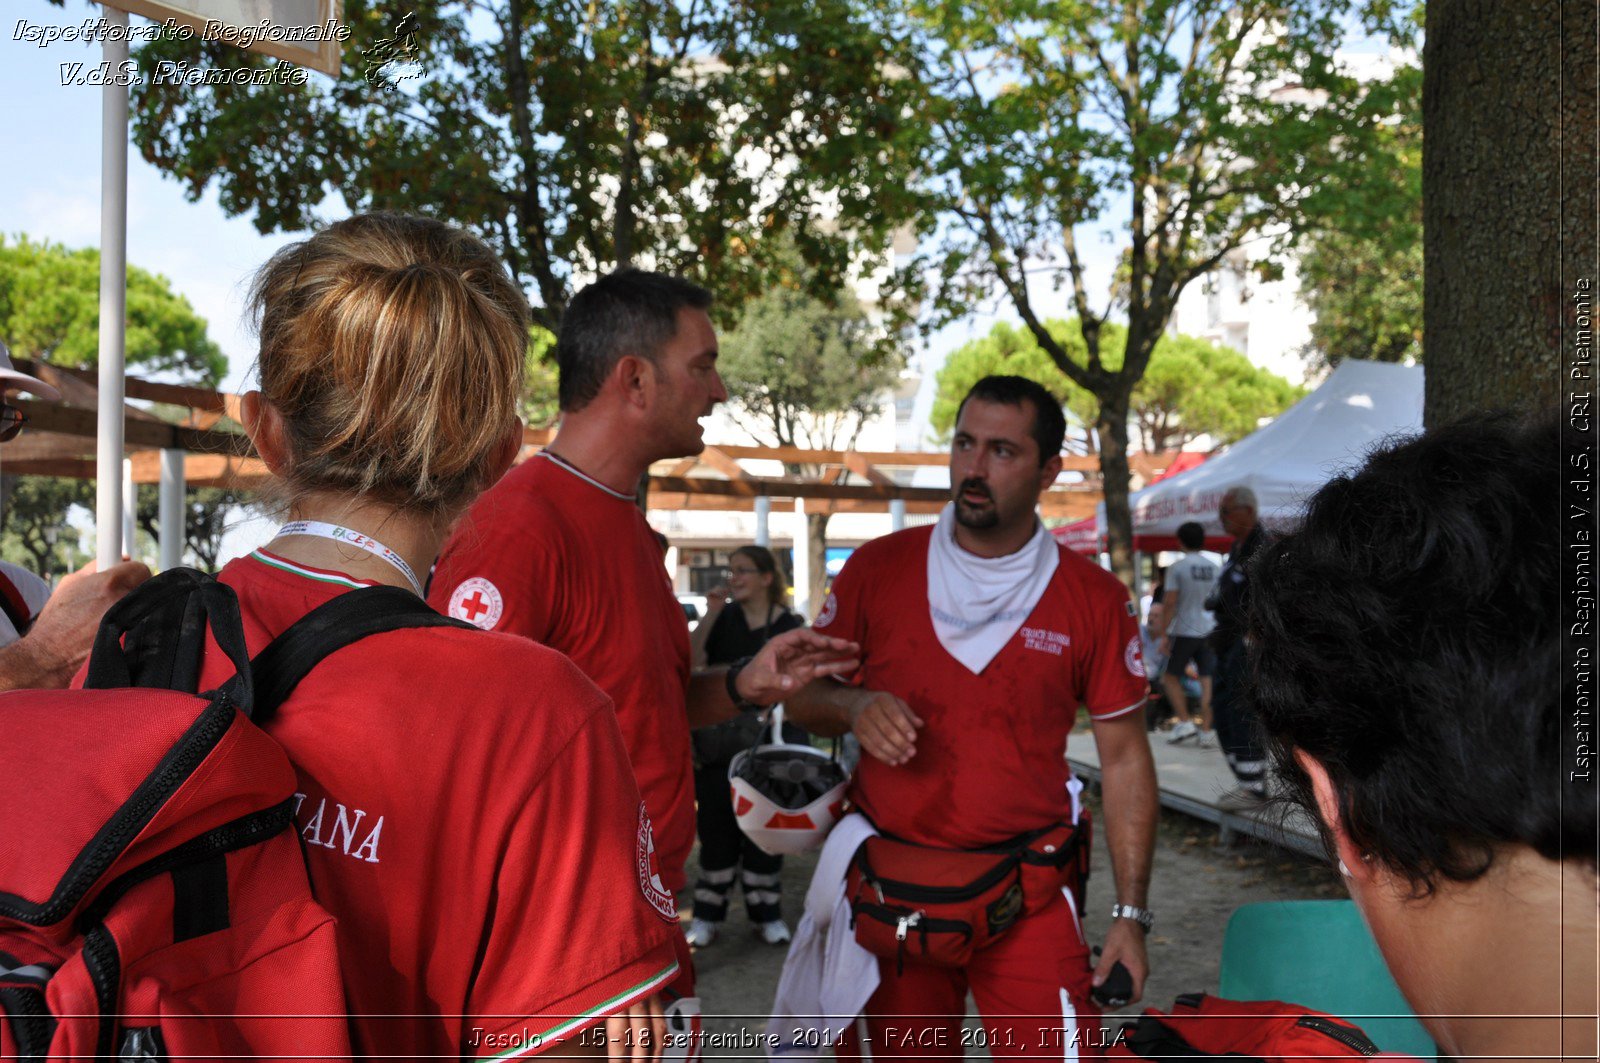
[245,586,472,723]
[84,567,255,708]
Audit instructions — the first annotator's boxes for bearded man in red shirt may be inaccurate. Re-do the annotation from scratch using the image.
[783,376,1160,1059]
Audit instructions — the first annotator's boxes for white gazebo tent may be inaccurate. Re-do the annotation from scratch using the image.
[1123,360,1425,553]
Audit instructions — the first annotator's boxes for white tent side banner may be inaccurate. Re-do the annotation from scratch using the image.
[1127,360,1426,544]
[102,0,344,76]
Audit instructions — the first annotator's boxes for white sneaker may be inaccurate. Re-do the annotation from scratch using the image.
[1165,720,1199,744]
[757,919,792,945]
[1217,785,1269,812]
[685,918,718,949]
[1195,729,1218,749]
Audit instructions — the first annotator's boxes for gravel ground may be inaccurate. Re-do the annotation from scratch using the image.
[679,793,1342,1058]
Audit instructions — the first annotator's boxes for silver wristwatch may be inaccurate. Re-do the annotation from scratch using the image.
[1110,903,1155,932]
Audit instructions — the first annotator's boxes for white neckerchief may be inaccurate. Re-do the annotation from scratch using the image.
[273,520,425,598]
[926,503,1059,675]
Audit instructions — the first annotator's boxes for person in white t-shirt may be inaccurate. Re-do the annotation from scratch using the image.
[1153,521,1217,746]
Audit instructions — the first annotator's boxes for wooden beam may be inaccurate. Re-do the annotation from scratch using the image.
[697,445,756,481]
[0,458,98,479]
[709,443,949,467]
[15,358,244,419]
[647,492,951,516]
[705,443,1106,474]
[843,451,895,487]
[12,399,252,456]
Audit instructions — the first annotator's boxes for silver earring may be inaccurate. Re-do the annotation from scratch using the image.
[1338,859,1353,878]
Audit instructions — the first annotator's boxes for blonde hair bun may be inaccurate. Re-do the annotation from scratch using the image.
[249,212,528,515]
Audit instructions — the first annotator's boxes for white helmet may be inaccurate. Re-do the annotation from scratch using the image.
[728,707,850,856]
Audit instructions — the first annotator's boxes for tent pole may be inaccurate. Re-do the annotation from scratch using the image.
[95,9,129,568]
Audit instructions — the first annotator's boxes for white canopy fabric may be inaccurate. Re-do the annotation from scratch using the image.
[1124,360,1425,548]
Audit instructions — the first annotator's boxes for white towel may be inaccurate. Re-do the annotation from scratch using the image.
[766,814,880,1057]
[927,503,1059,675]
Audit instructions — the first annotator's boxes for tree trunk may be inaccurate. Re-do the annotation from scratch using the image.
[1097,391,1135,587]
[1423,0,1594,425]
[807,510,830,616]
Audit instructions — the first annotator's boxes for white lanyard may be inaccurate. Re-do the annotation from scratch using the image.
[273,520,425,598]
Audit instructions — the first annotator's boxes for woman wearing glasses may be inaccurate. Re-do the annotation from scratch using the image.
[686,545,803,948]
[183,214,678,1058]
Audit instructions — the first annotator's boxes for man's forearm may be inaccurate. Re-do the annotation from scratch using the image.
[0,638,66,692]
[1096,727,1159,907]
[778,679,865,737]
[685,669,741,729]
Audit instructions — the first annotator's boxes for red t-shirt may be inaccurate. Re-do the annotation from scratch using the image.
[199,551,680,1059]
[430,455,695,891]
[812,526,1146,848]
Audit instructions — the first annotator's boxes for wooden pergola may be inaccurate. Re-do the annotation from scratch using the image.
[1,360,1188,537]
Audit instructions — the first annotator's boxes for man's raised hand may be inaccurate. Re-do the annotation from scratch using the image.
[734,627,860,705]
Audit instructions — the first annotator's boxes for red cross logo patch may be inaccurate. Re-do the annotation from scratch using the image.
[447,577,503,630]
[635,803,677,922]
[1124,635,1144,677]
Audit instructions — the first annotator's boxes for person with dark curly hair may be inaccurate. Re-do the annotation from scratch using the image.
[1248,414,1596,1063]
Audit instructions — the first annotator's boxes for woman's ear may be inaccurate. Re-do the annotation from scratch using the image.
[1295,749,1377,885]
[241,391,291,476]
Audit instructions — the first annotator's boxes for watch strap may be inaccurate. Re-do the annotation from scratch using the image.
[725,656,760,710]
[1110,903,1155,932]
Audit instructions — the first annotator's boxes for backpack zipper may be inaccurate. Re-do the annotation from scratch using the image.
[0,984,55,1061]
[0,693,237,926]
[82,923,122,1060]
[1295,1014,1380,1056]
[76,800,294,933]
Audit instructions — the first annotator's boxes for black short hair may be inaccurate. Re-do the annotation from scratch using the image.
[1248,413,1584,894]
[1177,521,1205,550]
[955,376,1066,465]
[557,269,713,411]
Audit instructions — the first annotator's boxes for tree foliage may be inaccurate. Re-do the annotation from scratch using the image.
[0,476,93,578]
[720,286,904,452]
[125,0,928,332]
[904,0,1417,580]
[1297,61,1422,369]
[134,484,257,573]
[522,327,560,429]
[719,282,904,611]
[0,236,226,384]
[932,320,1301,456]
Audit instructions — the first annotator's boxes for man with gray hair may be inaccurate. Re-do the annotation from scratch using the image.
[1208,485,1271,808]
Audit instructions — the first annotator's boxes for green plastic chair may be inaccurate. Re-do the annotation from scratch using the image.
[1219,900,1438,1059]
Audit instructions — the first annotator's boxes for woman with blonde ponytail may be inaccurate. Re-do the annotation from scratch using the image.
[196,214,678,1059]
